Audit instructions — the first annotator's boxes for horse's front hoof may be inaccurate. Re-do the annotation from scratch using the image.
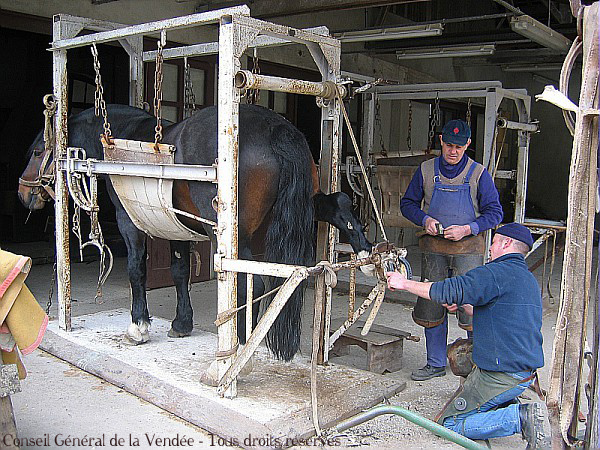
[167,327,191,338]
[124,322,150,345]
[358,251,377,277]
[123,334,148,346]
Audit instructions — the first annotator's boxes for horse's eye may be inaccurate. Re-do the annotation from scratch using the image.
[34,148,43,157]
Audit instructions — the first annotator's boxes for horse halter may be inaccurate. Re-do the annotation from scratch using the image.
[18,146,56,201]
[19,94,57,201]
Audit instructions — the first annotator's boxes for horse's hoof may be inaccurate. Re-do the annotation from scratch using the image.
[124,322,149,345]
[360,263,376,277]
[200,360,219,387]
[122,334,148,346]
[167,328,191,338]
[200,370,219,387]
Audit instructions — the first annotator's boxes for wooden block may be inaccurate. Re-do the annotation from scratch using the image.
[329,318,408,374]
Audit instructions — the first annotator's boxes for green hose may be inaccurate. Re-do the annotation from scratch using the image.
[334,404,488,450]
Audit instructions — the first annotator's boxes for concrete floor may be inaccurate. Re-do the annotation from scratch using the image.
[2,238,585,449]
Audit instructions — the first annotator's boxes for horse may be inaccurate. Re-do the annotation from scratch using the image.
[19,103,372,362]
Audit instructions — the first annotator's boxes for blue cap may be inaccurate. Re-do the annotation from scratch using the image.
[441,119,471,146]
[495,223,534,249]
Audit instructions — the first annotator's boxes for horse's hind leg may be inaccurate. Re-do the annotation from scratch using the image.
[168,240,193,338]
[237,245,264,344]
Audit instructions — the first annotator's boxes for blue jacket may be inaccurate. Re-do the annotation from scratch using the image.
[400,155,503,235]
[429,253,544,373]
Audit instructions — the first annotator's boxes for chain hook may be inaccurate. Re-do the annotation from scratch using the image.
[90,43,112,144]
[153,30,166,151]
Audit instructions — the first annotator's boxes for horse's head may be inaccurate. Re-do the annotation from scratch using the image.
[313,190,374,260]
[18,130,54,210]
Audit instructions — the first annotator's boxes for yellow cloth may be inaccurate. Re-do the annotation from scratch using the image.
[0,250,48,379]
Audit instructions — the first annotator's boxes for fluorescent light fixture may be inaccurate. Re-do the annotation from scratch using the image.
[335,23,443,43]
[510,15,571,53]
[502,63,563,72]
[396,44,495,60]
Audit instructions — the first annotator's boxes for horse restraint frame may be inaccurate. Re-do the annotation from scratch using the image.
[51,7,396,400]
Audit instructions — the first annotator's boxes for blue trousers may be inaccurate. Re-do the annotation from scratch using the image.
[442,371,533,440]
[421,252,481,367]
[425,320,473,367]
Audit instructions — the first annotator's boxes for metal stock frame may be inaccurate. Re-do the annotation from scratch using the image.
[361,81,534,224]
[51,7,344,398]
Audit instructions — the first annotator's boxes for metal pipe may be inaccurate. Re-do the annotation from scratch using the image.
[234,70,346,99]
[369,81,502,94]
[496,117,539,132]
[60,157,217,182]
[51,6,250,50]
[142,26,330,61]
[335,405,488,450]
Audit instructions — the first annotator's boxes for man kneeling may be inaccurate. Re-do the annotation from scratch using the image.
[387,223,550,448]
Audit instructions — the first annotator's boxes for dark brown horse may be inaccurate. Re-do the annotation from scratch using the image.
[19,104,372,361]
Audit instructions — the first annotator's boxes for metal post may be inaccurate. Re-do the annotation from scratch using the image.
[482,89,500,171]
[215,14,240,398]
[127,36,144,108]
[53,18,72,331]
[514,97,532,223]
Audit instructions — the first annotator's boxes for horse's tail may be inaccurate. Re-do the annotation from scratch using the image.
[264,124,315,361]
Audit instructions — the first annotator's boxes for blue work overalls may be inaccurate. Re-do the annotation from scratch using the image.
[420,158,482,367]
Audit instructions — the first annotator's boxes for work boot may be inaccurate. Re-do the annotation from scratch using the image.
[411,364,446,381]
[520,403,551,449]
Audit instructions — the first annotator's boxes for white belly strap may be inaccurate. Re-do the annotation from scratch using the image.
[103,138,211,242]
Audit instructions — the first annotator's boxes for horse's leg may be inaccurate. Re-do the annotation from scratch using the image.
[107,182,150,345]
[168,240,193,338]
[116,207,151,345]
[237,244,264,344]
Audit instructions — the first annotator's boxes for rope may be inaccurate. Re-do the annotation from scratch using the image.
[336,87,388,242]
[310,274,326,437]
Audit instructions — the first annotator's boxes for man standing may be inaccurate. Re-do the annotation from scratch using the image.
[400,119,503,381]
[386,223,549,448]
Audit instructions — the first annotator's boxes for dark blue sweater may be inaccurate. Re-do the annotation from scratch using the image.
[429,253,544,373]
[400,155,503,235]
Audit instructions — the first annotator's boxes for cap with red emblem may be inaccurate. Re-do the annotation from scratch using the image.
[441,119,471,146]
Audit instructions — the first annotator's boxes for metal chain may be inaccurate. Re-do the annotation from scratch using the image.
[466,98,472,126]
[406,100,413,152]
[428,93,441,152]
[72,204,84,261]
[183,57,197,119]
[90,43,112,142]
[153,33,165,148]
[374,97,387,157]
[246,49,261,105]
[46,262,57,315]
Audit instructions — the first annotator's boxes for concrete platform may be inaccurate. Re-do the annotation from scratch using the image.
[40,309,406,449]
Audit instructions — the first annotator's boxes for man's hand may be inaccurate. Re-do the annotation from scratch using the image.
[443,303,474,316]
[386,271,407,291]
[424,217,441,236]
[444,224,471,241]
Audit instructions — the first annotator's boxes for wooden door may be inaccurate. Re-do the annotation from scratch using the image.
[146,239,212,290]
